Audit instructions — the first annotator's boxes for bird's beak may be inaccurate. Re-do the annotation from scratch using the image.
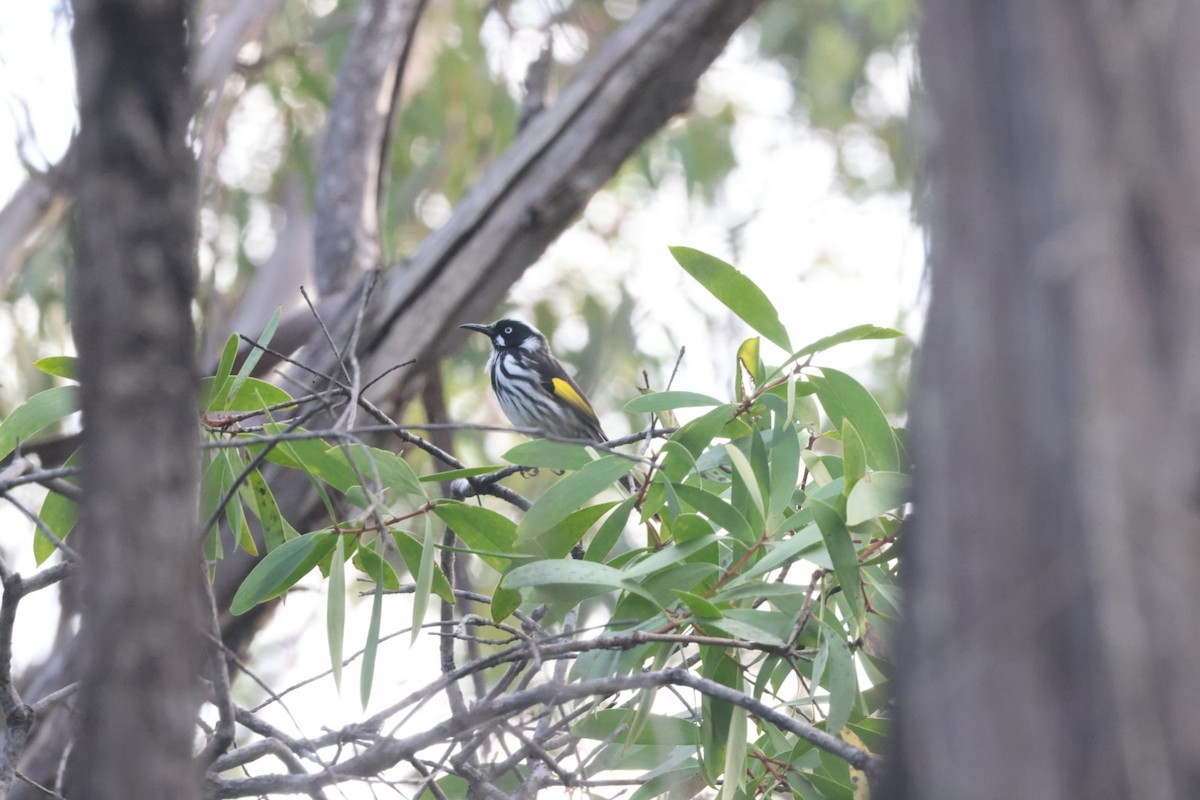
[460,322,493,336]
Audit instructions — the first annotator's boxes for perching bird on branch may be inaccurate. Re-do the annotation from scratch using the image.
[460,318,611,444]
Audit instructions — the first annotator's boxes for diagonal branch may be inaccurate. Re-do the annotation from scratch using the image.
[313,0,429,294]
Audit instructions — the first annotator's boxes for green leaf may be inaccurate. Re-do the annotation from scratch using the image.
[411,514,437,644]
[736,336,762,401]
[767,424,801,525]
[673,590,723,619]
[360,548,385,708]
[719,705,748,800]
[585,496,637,562]
[810,368,900,472]
[846,471,909,525]
[201,334,239,411]
[328,534,346,688]
[810,499,864,627]
[391,529,453,603]
[198,377,294,414]
[724,444,764,519]
[624,391,724,413]
[623,534,719,579]
[791,324,903,360]
[817,621,857,736]
[0,386,79,462]
[669,246,791,351]
[35,451,80,564]
[432,502,517,573]
[517,502,615,559]
[841,418,866,494]
[574,709,701,746]
[245,468,288,551]
[700,646,741,783]
[660,404,736,482]
[345,444,425,498]
[502,440,600,471]
[256,425,360,492]
[32,356,77,380]
[674,483,755,546]
[491,586,523,623]
[709,615,787,647]
[419,465,505,483]
[737,523,823,584]
[502,559,658,605]
[228,306,282,402]
[354,545,400,591]
[230,532,337,615]
[516,456,631,541]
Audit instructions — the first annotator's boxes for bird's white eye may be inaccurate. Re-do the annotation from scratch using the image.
[504,326,513,335]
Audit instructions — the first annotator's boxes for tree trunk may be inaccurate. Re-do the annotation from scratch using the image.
[64,0,205,797]
[889,2,1200,799]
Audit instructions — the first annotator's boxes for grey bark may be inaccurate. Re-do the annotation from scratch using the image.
[312,0,428,294]
[888,2,1200,799]
[63,0,205,797]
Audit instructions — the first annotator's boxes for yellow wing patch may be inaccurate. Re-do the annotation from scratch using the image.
[550,377,597,418]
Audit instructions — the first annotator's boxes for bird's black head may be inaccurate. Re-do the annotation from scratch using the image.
[460,319,543,351]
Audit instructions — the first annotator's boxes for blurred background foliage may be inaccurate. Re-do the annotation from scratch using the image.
[1,0,916,453]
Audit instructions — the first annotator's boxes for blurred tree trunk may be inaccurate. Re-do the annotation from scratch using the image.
[62,0,204,797]
[889,2,1200,799]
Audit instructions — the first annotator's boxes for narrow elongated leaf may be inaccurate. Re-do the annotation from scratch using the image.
[841,418,866,494]
[625,390,724,413]
[818,621,857,736]
[574,709,700,746]
[725,444,764,521]
[810,368,900,472]
[516,456,631,540]
[673,590,723,619]
[390,529,453,602]
[432,502,517,573]
[517,501,615,559]
[200,333,239,411]
[670,246,791,351]
[0,386,79,462]
[411,514,437,644]
[674,484,755,546]
[719,705,748,800]
[791,324,903,360]
[418,465,504,483]
[846,470,909,525]
[228,306,281,401]
[35,451,80,564]
[737,522,823,585]
[503,559,658,605]
[256,425,360,492]
[585,496,637,562]
[328,534,347,688]
[360,552,385,708]
[767,423,801,524]
[199,377,293,414]
[810,499,864,627]
[502,440,598,471]
[32,356,77,379]
[660,405,735,482]
[345,444,425,498]
[230,532,337,615]
[245,468,288,551]
[709,616,787,647]
[354,546,400,591]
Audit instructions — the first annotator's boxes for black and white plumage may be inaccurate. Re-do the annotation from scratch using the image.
[460,319,608,443]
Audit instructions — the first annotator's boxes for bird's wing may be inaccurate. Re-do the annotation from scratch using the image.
[539,357,605,437]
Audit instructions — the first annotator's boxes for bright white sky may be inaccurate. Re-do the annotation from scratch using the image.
[0,0,923,785]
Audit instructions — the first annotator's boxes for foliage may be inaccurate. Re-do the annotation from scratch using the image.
[11,248,906,797]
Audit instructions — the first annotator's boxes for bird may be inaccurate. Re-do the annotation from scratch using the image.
[460,318,610,444]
